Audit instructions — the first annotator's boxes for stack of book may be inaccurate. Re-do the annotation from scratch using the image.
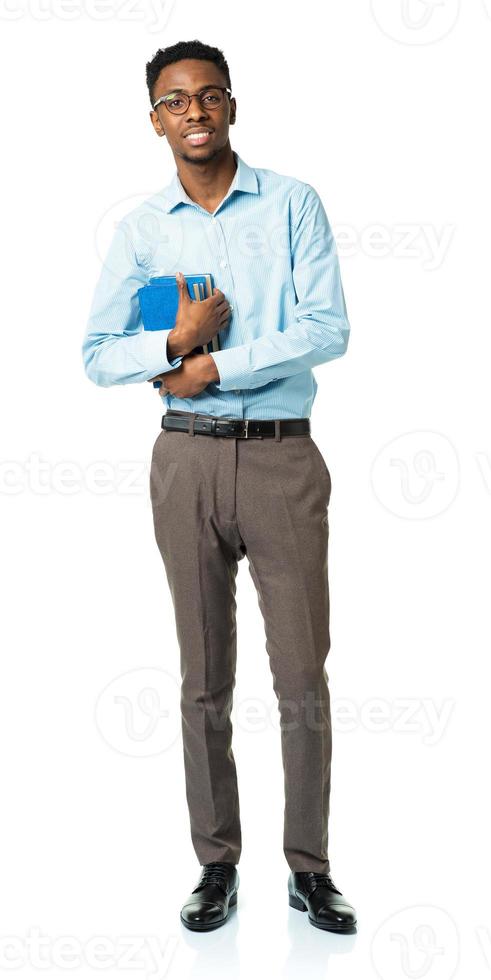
[138,273,221,387]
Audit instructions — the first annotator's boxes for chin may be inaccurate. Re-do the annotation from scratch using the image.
[179,143,223,165]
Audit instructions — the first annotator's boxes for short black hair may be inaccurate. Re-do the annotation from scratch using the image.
[146,39,232,108]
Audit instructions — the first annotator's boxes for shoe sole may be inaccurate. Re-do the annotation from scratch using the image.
[288,892,357,933]
[180,890,238,931]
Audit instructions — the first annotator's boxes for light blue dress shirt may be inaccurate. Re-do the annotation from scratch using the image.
[82,150,350,419]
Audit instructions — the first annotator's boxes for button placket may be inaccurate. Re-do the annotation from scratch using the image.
[210,216,237,321]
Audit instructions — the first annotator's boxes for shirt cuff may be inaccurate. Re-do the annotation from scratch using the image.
[167,353,183,367]
[134,327,183,377]
[164,332,184,371]
[209,348,247,391]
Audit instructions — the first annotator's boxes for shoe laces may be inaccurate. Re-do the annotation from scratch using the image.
[193,862,233,894]
[305,871,341,894]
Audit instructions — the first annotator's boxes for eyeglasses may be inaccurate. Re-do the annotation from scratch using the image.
[152,86,232,114]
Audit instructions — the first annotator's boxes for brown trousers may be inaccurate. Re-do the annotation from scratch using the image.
[149,411,333,873]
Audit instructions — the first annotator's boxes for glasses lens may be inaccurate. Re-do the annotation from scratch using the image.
[198,87,224,109]
[163,91,188,113]
[164,87,225,114]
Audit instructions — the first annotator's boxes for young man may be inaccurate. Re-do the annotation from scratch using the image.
[82,39,356,934]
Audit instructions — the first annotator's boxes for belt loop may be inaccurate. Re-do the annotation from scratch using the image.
[188,412,197,436]
[275,420,281,442]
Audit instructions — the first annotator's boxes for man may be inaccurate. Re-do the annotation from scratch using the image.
[82,38,356,934]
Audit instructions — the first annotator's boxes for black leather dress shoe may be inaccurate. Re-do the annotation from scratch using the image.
[288,871,357,933]
[180,862,239,931]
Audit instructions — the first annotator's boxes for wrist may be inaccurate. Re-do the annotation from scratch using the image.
[203,353,220,384]
[167,327,191,359]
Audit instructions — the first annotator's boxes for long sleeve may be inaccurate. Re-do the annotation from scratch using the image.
[209,184,350,391]
[82,217,183,387]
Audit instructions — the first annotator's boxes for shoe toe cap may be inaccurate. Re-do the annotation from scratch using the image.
[318,903,356,927]
[181,901,222,924]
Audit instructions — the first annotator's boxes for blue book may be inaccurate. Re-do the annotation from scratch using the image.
[137,273,221,387]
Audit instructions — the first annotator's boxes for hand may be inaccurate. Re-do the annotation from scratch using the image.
[170,271,231,355]
[148,353,219,400]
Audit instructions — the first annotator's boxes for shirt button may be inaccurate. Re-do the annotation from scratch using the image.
[220,259,228,268]
[211,217,217,224]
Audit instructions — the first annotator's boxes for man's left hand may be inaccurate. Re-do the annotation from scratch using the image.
[148,353,220,400]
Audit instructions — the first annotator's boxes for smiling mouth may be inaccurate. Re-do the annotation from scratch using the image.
[183,131,214,145]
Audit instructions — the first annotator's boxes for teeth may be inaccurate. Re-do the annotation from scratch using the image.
[186,132,210,138]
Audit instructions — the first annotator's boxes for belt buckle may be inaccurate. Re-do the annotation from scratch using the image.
[227,419,249,438]
[238,419,263,439]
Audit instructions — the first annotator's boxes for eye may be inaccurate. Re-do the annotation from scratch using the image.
[201,90,220,104]
[165,92,184,109]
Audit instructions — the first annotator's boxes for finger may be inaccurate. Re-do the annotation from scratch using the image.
[214,298,229,312]
[203,292,223,306]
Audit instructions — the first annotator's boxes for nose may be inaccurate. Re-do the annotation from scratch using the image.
[185,94,210,122]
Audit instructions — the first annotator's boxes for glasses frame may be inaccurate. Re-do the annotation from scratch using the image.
[152,86,232,113]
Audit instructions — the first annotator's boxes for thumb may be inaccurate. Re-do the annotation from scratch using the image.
[176,271,189,303]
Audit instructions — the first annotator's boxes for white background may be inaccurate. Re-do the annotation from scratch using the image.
[1,1,490,977]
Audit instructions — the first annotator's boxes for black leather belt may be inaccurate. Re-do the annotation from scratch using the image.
[162,410,310,439]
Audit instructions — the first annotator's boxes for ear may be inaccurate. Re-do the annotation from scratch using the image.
[149,109,165,136]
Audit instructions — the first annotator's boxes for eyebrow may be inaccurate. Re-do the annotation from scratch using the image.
[161,84,220,97]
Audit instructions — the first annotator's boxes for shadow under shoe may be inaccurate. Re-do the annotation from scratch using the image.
[180,862,239,932]
[288,871,357,933]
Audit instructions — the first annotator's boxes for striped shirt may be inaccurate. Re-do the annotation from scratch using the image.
[82,150,350,419]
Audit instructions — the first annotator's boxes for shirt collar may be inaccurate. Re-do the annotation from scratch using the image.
[160,150,258,213]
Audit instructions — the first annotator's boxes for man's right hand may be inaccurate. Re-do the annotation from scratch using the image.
[167,271,231,358]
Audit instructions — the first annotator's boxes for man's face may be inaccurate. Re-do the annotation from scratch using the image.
[149,59,236,165]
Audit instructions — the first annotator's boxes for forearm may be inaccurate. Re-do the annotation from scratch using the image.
[209,315,350,392]
[82,325,184,387]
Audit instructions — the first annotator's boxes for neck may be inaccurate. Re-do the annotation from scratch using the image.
[174,143,237,209]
